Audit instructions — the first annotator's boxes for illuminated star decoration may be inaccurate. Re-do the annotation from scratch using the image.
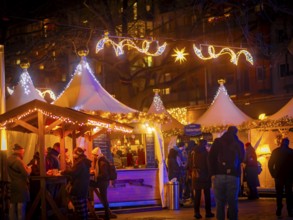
[172,47,189,64]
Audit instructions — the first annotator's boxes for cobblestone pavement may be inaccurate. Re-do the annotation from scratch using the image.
[114,198,293,220]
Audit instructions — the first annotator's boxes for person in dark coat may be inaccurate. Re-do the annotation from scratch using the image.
[61,147,91,220]
[46,142,60,171]
[268,137,293,217]
[167,147,184,206]
[7,144,32,220]
[208,126,245,220]
[191,139,215,219]
[167,148,181,181]
[244,142,260,200]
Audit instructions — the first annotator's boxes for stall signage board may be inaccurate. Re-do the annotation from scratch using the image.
[93,134,113,162]
[184,124,201,136]
[145,133,156,168]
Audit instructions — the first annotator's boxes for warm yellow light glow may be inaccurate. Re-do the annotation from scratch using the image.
[37,89,56,100]
[172,47,189,63]
[193,44,253,65]
[167,107,187,125]
[258,113,267,120]
[0,129,7,151]
[256,144,271,157]
[96,32,167,56]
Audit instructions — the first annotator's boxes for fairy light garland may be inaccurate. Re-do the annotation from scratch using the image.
[55,56,98,102]
[36,89,56,100]
[20,69,34,95]
[193,44,253,65]
[153,93,164,112]
[94,33,253,65]
[96,33,167,56]
[0,108,132,133]
[167,107,187,125]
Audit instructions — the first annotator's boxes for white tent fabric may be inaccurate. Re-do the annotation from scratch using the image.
[268,97,293,120]
[6,69,46,111]
[148,92,183,207]
[147,92,183,132]
[196,82,251,127]
[53,57,137,113]
[153,127,169,207]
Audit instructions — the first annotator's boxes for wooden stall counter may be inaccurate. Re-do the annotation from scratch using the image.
[93,168,161,208]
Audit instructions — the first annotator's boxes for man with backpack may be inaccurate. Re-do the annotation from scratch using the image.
[208,126,245,220]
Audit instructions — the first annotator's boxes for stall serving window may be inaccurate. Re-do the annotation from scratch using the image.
[111,134,146,168]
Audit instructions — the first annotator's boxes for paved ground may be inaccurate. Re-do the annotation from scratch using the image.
[111,198,293,220]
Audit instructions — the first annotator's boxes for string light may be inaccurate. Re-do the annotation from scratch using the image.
[54,56,97,102]
[36,89,56,100]
[96,32,167,56]
[94,32,254,65]
[19,69,33,95]
[172,47,189,63]
[0,107,133,134]
[193,44,254,65]
[152,90,164,112]
[167,107,187,125]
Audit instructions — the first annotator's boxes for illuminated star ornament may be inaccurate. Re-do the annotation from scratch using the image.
[172,47,189,64]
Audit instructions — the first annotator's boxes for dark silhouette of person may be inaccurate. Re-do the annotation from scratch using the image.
[190,139,215,219]
[268,137,293,217]
[244,142,260,200]
[208,126,245,220]
[61,147,91,220]
[7,144,32,220]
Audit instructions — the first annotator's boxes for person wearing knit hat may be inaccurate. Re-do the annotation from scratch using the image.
[91,147,112,220]
[7,144,32,220]
[61,146,91,220]
[73,147,85,157]
[91,147,102,156]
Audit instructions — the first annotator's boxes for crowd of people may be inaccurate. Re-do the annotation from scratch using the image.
[5,126,293,220]
[166,126,293,220]
[6,142,115,220]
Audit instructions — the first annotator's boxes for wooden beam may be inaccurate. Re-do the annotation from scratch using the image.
[44,119,63,134]
[91,128,107,139]
[37,111,46,220]
[60,124,66,171]
[15,119,38,133]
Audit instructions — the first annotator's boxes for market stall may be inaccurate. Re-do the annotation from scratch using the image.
[0,99,133,220]
[249,96,293,190]
[52,52,169,208]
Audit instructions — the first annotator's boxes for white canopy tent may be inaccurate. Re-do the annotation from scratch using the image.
[53,56,137,113]
[6,65,46,111]
[268,97,293,120]
[53,55,168,207]
[147,91,183,132]
[193,80,252,145]
[147,91,183,207]
[196,80,251,130]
